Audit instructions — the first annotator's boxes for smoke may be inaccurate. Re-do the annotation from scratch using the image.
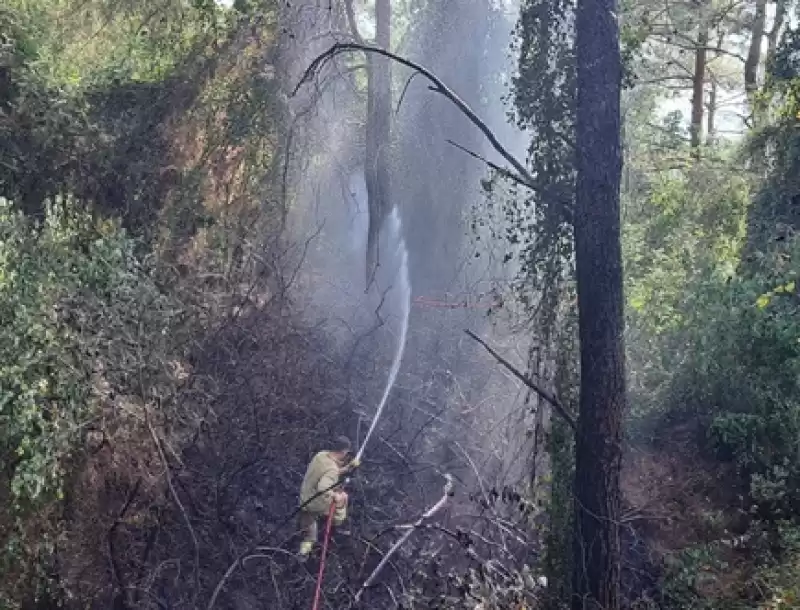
[280,0,549,519]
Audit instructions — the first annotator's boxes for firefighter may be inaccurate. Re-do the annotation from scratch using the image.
[298,436,359,558]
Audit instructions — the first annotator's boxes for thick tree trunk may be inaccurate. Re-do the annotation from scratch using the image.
[572,0,625,608]
[745,0,767,124]
[364,0,392,288]
[690,26,708,156]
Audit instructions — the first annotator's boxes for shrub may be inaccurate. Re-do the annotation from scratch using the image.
[0,195,186,607]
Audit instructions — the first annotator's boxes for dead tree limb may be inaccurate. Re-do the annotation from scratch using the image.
[354,473,454,602]
[446,139,531,189]
[293,42,537,192]
[464,329,576,431]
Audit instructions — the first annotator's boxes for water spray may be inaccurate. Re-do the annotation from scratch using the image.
[354,206,412,462]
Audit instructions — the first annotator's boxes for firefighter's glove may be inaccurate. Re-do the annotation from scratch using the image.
[347,458,361,471]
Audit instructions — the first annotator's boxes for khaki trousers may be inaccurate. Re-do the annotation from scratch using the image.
[299,497,348,544]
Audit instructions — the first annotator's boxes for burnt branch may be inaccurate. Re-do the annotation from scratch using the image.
[206,476,349,610]
[146,411,200,606]
[354,473,454,602]
[293,42,537,191]
[446,139,531,189]
[464,329,576,431]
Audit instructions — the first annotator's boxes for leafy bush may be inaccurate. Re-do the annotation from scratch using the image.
[660,544,729,609]
[627,225,800,526]
[622,128,800,523]
[690,248,800,520]
[2,197,101,506]
[0,196,186,607]
[623,159,751,426]
[755,522,800,609]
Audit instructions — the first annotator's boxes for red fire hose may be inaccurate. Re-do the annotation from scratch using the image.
[310,500,337,610]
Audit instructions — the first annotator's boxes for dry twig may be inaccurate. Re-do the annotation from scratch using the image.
[464,329,576,431]
[355,473,455,602]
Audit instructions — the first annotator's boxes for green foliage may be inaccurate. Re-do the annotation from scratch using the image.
[0,197,102,507]
[0,196,186,607]
[658,523,800,609]
[752,522,800,609]
[699,250,800,519]
[0,0,281,605]
[743,27,800,259]
[623,158,751,426]
[625,164,749,334]
[659,544,731,610]
[620,23,800,607]
[3,0,227,89]
[0,0,270,228]
[0,8,95,213]
[0,196,180,503]
[628,194,800,515]
[509,0,575,327]
[629,207,800,517]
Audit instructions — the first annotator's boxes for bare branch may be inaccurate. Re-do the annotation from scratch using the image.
[294,42,537,191]
[446,139,532,190]
[354,474,454,602]
[396,71,423,115]
[206,477,348,610]
[464,329,576,431]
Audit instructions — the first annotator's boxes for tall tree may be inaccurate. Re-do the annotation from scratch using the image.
[744,0,767,123]
[342,0,393,289]
[364,0,392,288]
[572,0,625,607]
[690,22,708,154]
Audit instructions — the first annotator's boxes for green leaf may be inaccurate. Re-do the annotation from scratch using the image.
[629,295,646,311]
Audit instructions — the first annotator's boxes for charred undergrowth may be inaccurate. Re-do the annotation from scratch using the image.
[57,293,542,609]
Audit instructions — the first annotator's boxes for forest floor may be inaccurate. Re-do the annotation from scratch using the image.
[622,419,757,606]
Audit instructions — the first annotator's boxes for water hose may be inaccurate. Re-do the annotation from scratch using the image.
[310,207,411,609]
[310,500,337,610]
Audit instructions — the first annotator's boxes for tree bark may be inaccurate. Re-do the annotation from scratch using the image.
[364,0,392,289]
[690,26,708,156]
[573,0,626,607]
[744,0,767,124]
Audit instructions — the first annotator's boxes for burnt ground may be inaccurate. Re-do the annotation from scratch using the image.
[58,303,542,610]
[52,291,751,610]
